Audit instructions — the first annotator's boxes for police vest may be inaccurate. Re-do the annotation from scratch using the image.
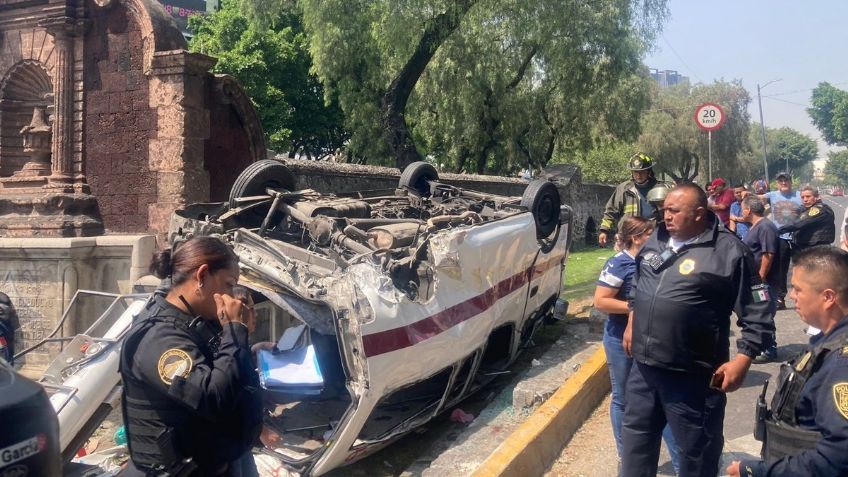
[119,296,221,475]
[763,326,848,464]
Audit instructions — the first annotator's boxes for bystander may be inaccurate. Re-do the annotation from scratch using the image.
[707,178,735,227]
[729,183,751,239]
[759,172,803,309]
[740,196,780,363]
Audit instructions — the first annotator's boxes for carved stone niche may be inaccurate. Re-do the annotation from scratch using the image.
[16,106,52,178]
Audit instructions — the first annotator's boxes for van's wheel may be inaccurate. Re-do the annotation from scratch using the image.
[228,160,296,209]
[399,162,438,196]
[521,180,560,239]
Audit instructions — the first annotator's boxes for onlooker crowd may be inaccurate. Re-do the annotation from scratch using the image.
[594,151,844,476]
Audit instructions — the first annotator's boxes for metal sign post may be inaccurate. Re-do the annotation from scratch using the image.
[708,130,712,181]
[694,103,726,182]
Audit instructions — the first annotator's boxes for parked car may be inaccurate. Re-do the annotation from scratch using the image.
[831,186,844,197]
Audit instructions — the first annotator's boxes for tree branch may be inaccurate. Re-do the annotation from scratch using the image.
[381,0,478,170]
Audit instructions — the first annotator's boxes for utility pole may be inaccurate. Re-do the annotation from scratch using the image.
[757,84,770,182]
[757,79,782,181]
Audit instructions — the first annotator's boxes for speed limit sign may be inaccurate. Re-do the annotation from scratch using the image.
[694,103,725,131]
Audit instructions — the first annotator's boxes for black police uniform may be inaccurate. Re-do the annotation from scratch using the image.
[0,292,18,366]
[120,293,263,476]
[739,318,848,476]
[620,213,775,477]
[777,200,835,251]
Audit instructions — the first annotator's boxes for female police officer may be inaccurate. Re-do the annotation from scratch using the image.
[120,237,263,476]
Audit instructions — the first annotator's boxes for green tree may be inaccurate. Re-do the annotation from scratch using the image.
[825,149,848,185]
[188,2,347,157]
[809,82,848,146]
[571,142,636,184]
[638,80,751,183]
[745,124,818,179]
[244,0,668,171]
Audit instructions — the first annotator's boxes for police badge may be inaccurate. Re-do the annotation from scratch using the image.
[834,383,848,420]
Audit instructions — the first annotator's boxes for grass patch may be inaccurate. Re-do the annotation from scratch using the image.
[562,247,615,302]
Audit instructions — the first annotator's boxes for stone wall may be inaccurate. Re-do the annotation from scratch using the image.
[0,234,154,370]
[282,158,614,248]
[0,0,267,240]
[84,0,159,233]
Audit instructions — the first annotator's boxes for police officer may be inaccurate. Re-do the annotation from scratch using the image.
[599,153,666,247]
[0,292,18,366]
[727,246,848,477]
[120,237,263,476]
[621,183,774,477]
[776,185,835,252]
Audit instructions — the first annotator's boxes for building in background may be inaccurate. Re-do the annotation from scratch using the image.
[650,69,690,89]
[155,0,219,37]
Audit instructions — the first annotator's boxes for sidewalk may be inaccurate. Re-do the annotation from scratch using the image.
[545,299,809,476]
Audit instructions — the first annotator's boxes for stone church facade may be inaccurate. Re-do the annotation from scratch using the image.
[0,0,265,240]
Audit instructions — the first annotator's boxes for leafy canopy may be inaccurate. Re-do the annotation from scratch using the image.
[637,80,751,184]
[825,150,848,186]
[809,82,848,146]
[242,0,668,172]
[188,1,346,158]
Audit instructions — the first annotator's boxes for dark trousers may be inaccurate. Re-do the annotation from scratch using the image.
[775,238,792,300]
[620,362,726,477]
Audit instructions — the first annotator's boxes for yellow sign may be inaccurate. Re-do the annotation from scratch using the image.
[679,258,696,275]
[157,348,193,385]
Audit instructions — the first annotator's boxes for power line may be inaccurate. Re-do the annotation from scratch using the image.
[761,82,848,99]
[660,34,703,84]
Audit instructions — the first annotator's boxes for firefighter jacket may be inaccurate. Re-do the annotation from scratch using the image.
[599,177,660,233]
[777,200,835,249]
[739,318,848,477]
[629,213,775,373]
[120,293,263,475]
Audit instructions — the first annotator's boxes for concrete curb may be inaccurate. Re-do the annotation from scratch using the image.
[470,346,610,477]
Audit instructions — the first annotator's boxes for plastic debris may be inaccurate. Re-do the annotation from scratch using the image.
[450,408,475,424]
[114,426,127,446]
[531,359,542,367]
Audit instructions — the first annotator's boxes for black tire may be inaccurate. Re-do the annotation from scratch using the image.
[521,180,560,239]
[228,159,296,209]
[399,161,439,196]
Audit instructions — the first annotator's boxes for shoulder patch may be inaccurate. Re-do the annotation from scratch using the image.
[808,207,820,217]
[834,383,848,420]
[842,346,848,357]
[158,348,193,385]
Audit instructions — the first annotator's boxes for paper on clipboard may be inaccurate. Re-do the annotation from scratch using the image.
[257,345,323,390]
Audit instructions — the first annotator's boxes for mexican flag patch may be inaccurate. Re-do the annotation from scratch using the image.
[751,284,770,303]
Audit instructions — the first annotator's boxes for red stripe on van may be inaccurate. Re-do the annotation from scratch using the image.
[361,253,564,357]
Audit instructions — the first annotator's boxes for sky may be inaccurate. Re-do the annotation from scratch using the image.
[644,0,848,163]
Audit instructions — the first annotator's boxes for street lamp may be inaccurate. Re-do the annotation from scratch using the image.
[756,78,782,182]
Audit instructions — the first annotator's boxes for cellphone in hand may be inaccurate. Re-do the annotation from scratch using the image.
[710,372,724,390]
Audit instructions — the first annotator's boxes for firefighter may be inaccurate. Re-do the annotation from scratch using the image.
[598,153,664,247]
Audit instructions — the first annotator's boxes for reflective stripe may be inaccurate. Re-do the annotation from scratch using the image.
[623,204,638,214]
